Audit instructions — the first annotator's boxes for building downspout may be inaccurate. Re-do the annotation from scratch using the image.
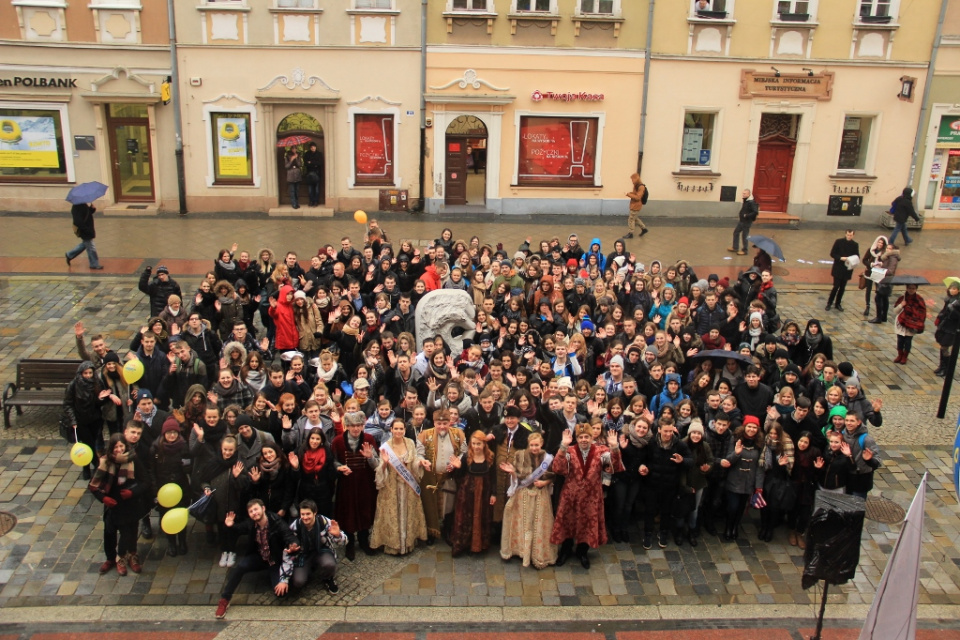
[908,0,948,190]
[637,0,655,174]
[415,0,427,213]
[166,0,187,215]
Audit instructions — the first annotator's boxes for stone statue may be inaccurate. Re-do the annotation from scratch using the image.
[414,289,476,354]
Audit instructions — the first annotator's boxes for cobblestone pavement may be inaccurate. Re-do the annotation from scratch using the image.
[0,274,959,617]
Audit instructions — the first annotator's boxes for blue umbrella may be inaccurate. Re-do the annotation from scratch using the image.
[65,181,108,205]
[747,234,785,262]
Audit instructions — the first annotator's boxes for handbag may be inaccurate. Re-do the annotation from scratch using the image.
[857,274,867,290]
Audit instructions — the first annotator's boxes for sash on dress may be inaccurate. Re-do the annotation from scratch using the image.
[382,441,421,497]
[507,453,554,498]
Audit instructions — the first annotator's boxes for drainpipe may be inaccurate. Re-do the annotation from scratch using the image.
[908,0,948,190]
[637,0,655,174]
[415,0,427,213]
[167,0,187,215]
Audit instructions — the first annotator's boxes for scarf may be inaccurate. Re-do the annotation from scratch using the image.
[302,446,326,475]
[804,329,823,349]
[429,361,450,384]
[317,363,338,383]
[627,427,653,448]
[89,455,135,495]
[218,259,237,272]
[238,258,250,272]
[260,455,281,479]
[341,323,359,337]
[160,435,186,457]
[198,451,239,484]
[202,421,228,446]
[245,369,265,392]
[218,293,234,305]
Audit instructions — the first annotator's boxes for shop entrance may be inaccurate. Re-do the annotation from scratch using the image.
[444,115,487,206]
[928,148,960,212]
[753,114,799,213]
[106,104,154,202]
[276,112,324,206]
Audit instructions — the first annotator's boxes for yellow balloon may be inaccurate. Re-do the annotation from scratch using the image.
[354,209,367,225]
[157,483,183,508]
[70,442,93,467]
[122,359,144,384]
[161,507,189,535]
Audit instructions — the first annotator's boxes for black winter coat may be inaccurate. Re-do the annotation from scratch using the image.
[829,237,860,281]
[139,271,184,317]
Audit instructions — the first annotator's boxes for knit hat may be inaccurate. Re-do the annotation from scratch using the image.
[103,351,120,365]
[556,376,573,391]
[743,415,761,428]
[763,333,779,344]
[687,418,705,436]
[645,345,659,359]
[580,319,595,333]
[738,342,752,351]
[161,416,181,436]
[566,258,578,268]
[156,265,169,275]
[294,290,307,300]
[136,389,153,401]
[773,348,790,360]
[784,363,801,377]
[610,355,625,367]
[235,414,253,429]
[694,279,708,292]
[829,405,848,420]
[514,251,526,261]
[708,273,719,283]
[575,277,586,287]
[613,255,626,267]
[717,277,730,288]
[838,362,855,377]
[353,378,370,390]
[678,296,689,306]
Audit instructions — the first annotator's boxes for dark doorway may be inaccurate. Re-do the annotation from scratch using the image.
[276,112,324,206]
[444,115,487,206]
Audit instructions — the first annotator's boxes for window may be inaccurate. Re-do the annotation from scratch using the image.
[277,0,315,7]
[680,112,716,167]
[211,112,253,184]
[580,0,614,13]
[517,116,598,187]
[860,0,891,17]
[354,114,394,185]
[516,0,551,12]
[452,0,488,9]
[837,116,873,171]
[0,106,70,183]
[777,0,808,12]
[354,0,391,8]
[692,0,730,16]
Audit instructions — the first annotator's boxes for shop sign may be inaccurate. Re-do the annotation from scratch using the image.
[0,77,77,89]
[0,115,59,169]
[531,90,604,103]
[739,70,834,101]
[937,116,960,145]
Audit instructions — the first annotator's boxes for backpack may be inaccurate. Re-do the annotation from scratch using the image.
[640,184,649,205]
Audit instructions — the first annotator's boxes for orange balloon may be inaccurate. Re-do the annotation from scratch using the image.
[354,210,367,225]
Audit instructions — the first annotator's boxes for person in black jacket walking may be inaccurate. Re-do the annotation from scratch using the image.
[728,189,758,256]
[65,202,103,269]
[825,229,860,312]
[888,187,920,246]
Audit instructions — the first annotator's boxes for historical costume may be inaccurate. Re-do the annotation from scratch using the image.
[417,418,466,540]
[448,436,497,556]
[369,431,428,555]
[500,434,558,569]
[331,411,380,557]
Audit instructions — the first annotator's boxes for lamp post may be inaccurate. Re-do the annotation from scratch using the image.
[167,0,187,215]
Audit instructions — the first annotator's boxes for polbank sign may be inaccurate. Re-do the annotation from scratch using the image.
[0,76,77,88]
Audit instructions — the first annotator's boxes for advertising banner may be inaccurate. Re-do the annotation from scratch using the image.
[216,116,249,178]
[355,115,392,180]
[0,115,59,169]
[518,117,596,184]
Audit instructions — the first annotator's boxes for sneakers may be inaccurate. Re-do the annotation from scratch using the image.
[127,553,142,574]
[219,552,230,568]
[642,533,653,550]
[226,552,237,567]
[98,560,115,574]
[140,519,154,540]
[215,598,230,619]
[325,579,340,594]
[116,555,128,576]
[658,530,668,548]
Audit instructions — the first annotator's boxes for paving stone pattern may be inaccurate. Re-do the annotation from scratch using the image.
[0,277,959,610]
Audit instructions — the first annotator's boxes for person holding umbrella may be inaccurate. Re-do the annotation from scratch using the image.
[284,146,303,210]
[65,181,107,269]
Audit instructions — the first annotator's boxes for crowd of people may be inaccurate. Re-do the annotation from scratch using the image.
[62,220,957,619]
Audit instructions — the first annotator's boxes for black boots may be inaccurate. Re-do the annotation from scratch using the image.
[167,534,178,557]
[935,354,948,377]
[688,527,700,547]
[167,532,188,556]
[575,542,590,569]
[178,531,188,555]
[556,539,573,566]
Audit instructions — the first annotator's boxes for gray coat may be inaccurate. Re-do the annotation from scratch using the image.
[723,437,766,495]
[237,429,276,468]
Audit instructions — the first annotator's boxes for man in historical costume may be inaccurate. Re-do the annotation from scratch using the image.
[331,411,380,560]
[490,406,529,538]
[550,424,623,569]
[416,409,466,543]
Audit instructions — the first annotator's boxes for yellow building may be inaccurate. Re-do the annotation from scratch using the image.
[0,1,175,213]
[643,0,940,221]
[424,0,646,215]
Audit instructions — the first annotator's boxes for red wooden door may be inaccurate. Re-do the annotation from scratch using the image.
[445,137,467,205]
[753,136,796,213]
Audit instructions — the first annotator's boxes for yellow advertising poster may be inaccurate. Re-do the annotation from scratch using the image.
[216,116,249,178]
[0,116,59,168]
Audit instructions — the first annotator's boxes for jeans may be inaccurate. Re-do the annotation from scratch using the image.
[732,222,752,251]
[679,487,704,530]
[291,551,337,589]
[888,221,912,245]
[67,238,101,268]
[307,180,320,207]
[220,554,283,601]
[608,479,641,533]
[288,182,301,208]
[103,510,138,561]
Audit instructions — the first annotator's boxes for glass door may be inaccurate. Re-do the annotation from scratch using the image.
[106,104,154,202]
[939,149,960,211]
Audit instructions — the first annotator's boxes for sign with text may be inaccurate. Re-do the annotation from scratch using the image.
[937,116,960,145]
[740,70,834,101]
[355,114,393,184]
[214,115,250,179]
[0,115,59,168]
[517,116,597,186]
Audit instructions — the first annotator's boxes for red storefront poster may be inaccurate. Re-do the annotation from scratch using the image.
[355,114,393,184]
[518,116,597,186]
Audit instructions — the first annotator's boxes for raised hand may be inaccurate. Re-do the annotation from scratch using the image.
[74,321,85,337]
[561,430,573,447]
[778,454,789,467]
[232,461,244,478]
[224,511,236,527]
[735,440,743,455]
[840,441,851,456]
[249,466,262,482]
[98,389,112,400]
[195,293,203,305]
[281,414,292,431]
[449,454,462,469]
[288,451,299,468]
[361,442,375,459]
[606,431,618,448]
[862,447,873,461]
[499,462,515,474]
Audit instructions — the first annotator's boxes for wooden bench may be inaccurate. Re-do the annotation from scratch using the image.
[757,211,801,229]
[3,359,83,429]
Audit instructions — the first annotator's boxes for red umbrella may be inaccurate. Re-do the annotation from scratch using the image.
[276,135,312,148]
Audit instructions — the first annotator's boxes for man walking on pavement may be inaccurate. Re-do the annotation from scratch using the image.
[825,229,860,313]
[888,187,921,246]
[728,189,758,256]
[65,202,103,269]
[625,173,649,239]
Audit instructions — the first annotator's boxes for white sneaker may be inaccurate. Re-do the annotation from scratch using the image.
[219,552,229,567]
[226,552,237,567]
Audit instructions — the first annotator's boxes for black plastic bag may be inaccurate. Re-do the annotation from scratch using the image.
[801,491,865,589]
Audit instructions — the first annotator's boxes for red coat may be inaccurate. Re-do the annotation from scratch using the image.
[550,444,623,548]
[331,432,378,533]
[420,265,441,291]
[269,284,299,351]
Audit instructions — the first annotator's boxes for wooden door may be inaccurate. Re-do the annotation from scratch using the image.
[753,136,796,213]
[444,137,467,205]
[106,108,154,202]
